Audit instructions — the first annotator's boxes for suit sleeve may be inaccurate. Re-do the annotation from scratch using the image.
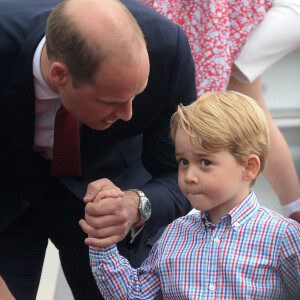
[140,25,197,234]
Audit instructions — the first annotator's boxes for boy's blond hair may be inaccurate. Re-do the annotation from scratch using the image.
[171,91,270,185]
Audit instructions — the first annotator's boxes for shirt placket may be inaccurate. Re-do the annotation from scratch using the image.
[207,222,226,299]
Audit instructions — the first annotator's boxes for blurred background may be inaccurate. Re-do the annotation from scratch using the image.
[37,48,300,300]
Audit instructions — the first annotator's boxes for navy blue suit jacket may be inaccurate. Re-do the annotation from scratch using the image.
[0,0,196,266]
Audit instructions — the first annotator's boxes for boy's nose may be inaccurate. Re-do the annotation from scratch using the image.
[185,168,199,184]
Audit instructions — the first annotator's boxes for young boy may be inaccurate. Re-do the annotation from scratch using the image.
[85,91,300,299]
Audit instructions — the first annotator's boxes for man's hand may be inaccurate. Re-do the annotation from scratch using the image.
[0,277,15,300]
[83,178,121,203]
[289,211,300,224]
[79,178,140,248]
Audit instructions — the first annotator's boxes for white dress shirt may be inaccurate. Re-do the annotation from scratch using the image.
[32,36,61,159]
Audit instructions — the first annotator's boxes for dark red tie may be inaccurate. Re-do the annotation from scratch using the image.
[51,106,82,176]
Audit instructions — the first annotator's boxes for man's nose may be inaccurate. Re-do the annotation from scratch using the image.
[116,99,133,121]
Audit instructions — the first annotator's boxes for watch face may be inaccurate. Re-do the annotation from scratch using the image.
[142,199,151,219]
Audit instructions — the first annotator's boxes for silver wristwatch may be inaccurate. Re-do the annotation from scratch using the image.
[130,189,151,228]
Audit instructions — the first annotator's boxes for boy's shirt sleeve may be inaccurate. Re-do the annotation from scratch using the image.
[89,243,163,299]
[280,220,300,296]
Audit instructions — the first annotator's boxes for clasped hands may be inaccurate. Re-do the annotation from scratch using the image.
[79,178,140,248]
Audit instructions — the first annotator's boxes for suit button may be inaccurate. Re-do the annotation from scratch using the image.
[144,231,157,246]
[22,200,30,207]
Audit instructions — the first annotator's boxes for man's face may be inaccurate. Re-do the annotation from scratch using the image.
[58,55,149,130]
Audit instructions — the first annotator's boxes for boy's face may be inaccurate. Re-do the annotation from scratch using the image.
[175,125,251,224]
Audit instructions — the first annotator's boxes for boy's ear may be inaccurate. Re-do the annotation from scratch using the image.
[49,61,69,87]
[243,154,260,182]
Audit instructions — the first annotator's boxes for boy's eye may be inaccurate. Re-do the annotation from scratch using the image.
[178,158,189,166]
[201,159,211,167]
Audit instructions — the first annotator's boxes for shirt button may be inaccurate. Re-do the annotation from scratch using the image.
[96,269,101,276]
[213,238,220,244]
[233,221,240,227]
[209,284,215,291]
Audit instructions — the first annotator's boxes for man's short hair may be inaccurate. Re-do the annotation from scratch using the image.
[45,0,145,88]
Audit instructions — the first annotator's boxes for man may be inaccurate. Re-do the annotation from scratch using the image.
[0,0,196,299]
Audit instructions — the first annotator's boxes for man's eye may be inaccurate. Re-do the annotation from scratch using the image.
[201,159,211,167]
[178,158,189,166]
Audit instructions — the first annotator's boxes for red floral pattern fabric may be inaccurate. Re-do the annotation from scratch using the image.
[139,0,272,96]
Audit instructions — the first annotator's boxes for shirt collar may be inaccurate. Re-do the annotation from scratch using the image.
[199,191,259,231]
[33,36,60,100]
[229,191,259,231]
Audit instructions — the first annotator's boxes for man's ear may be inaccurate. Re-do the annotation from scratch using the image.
[243,154,260,182]
[49,61,69,87]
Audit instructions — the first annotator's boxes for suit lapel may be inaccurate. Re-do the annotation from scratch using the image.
[6,25,45,177]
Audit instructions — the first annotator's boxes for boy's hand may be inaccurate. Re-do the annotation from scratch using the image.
[79,178,140,248]
[80,188,126,247]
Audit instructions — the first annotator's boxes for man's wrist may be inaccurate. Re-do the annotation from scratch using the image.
[124,190,140,225]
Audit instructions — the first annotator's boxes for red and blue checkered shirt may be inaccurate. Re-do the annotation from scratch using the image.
[90,192,300,299]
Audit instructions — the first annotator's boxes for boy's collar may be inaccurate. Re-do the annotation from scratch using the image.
[200,191,259,231]
[229,191,259,230]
